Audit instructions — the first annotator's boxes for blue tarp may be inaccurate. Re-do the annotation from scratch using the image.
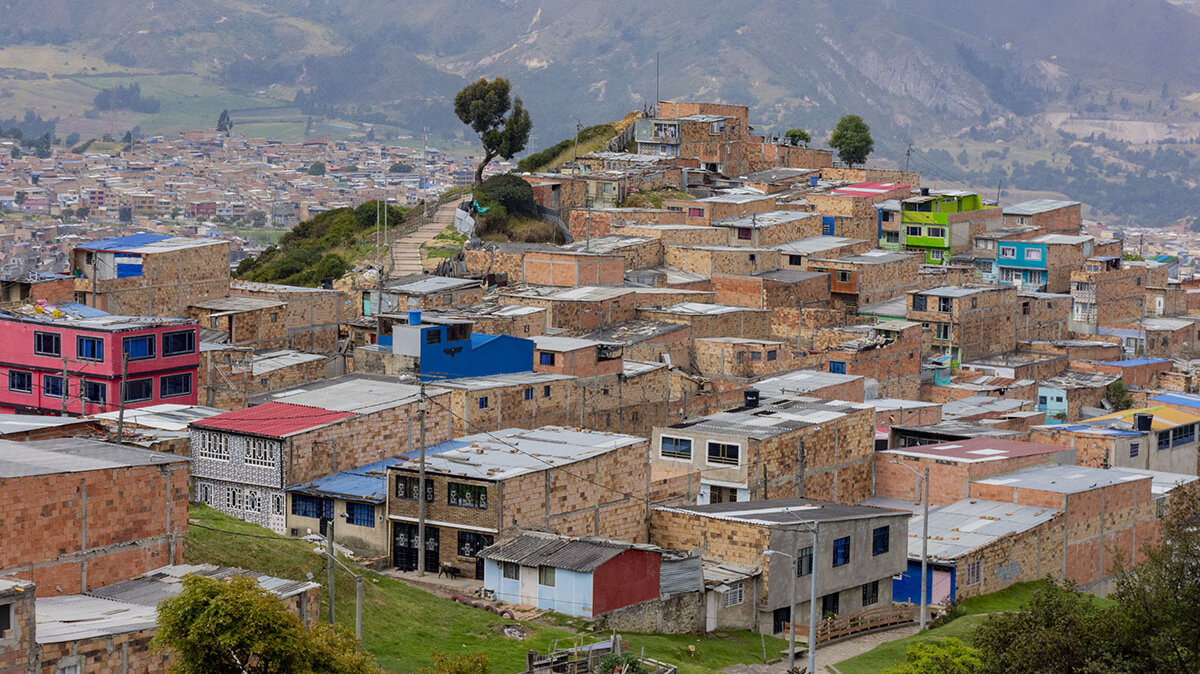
[287,457,407,502]
[1149,393,1200,409]
[76,233,170,251]
[1097,358,1169,367]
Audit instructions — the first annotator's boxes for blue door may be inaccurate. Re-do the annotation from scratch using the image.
[822,216,835,236]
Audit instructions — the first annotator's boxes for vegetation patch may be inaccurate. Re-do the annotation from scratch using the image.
[618,188,692,209]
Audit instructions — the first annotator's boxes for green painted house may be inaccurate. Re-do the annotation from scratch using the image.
[900,190,988,265]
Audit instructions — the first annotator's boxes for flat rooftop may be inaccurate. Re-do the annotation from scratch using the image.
[881,438,1071,464]
[754,370,863,396]
[1003,199,1080,216]
[249,374,447,414]
[190,295,286,313]
[974,464,1149,494]
[384,276,481,295]
[76,233,226,253]
[435,371,576,392]
[91,403,226,432]
[0,414,91,436]
[390,426,645,481]
[664,396,869,440]
[770,236,868,255]
[864,496,1061,562]
[0,438,186,478]
[646,302,765,316]
[656,498,907,526]
[812,250,916,265]
[712,211,813,228]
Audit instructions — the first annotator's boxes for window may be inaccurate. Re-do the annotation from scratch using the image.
[736,352,745,364]
[502,561,519,580]
[724,580,745,607]
[709,485,740,503]
[707,441,740,466]
[123,335,155,360]
[964,560,982,586]
[836,270,852,283]
[0,602,11,638]
[1130,442,1140,458]
[1158,431,1171,451]
[162,330,196,356]
[829,361,847,374]
[8,371,31,393]
[246,490,262,513]
[76,336,104,361]
[226,487,243,510]
[539,352,555,366]
[788,254,804,266]
[291,493,328,519]
[160,373,192,398]
[660,436,693,460]
[244,438,276,468]
[83,380,106,403]
[345,502,375,527]
[395,475,434,502]
[912,295,927,311]
[123,378,153,402]
[524,387,534,401]
[767,350,777,361]
[873,526,890,555]
[543,385,551,398]
[737,227,752,240]
[34,331,61,357]
[269,313,278,323]
[1172,424,1195,447]
[194,432,229,460]
[906,226,922,237]
[999,246,1017,259]
[938,297,953,312]
[538,566,556,587]
[797,546,814,576]
[751,351,762,362]
[927,227,946,239]
[929,249,944,261]
[196,483,212,504]
[862,580,879,606]
[822,593,839,618]
[687,207,705,218]
[935,324,951,341]
[57,663,81,674]
[1022,301,1031,315]
[1025,248,1043,262]
[448,482,488,509]
[43,374,64,398]
[425,329,442,345]
[832,536,851,567]
[478,396,489,410]
[458,531,492,558]
[272,494,284,516]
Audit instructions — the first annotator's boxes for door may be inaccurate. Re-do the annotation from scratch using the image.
[822,592,840,618]
[393,523,439,573]
[475,535,493,580]
[773,606,791,634]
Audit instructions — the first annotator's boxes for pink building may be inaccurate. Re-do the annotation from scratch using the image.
[0,307,200,416]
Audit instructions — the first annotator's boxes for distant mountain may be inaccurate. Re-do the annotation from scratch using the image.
[5,0,1200,224]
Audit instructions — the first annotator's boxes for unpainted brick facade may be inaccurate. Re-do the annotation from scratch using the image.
[73,240,231,318]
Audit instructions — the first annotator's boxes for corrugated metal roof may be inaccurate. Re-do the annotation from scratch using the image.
[75,233,170,251]
[1150,392,1200,409]
[87,564,320,606]
[190,401,355,438]
[478,534,632,572]
[0,438,186,478]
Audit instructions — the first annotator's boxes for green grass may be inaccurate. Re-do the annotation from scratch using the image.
[956,581,1115,615]
[622,632,788,674]
[834,614,990,674]
[185,504,577,673]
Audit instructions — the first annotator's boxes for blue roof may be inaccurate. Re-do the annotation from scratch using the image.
[286,457,405,502]
[1097,358,1169,367]
[1051,424,1142,436]
[1149,393,1200,409]
[77,234,171,252]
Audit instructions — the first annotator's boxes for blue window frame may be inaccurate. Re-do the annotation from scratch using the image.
[829,361,847,374]
[832,536,851,567]
[77,336,104,361]
[160,373,192,398]
[1158,431,1171,450]
[123,335,155,360]
[872,526,890,556]
[43,375,64,398]
[344,502,375,528]
[1172,424,1195,446]
[8,371,32,393]
[291,493,332,519]
[539,352,555,366]
[479,396,489,410]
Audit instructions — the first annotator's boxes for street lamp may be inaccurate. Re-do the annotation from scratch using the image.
[765,517,819,674]
[890,461,930,631]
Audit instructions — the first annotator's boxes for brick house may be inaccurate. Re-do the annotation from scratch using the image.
[994,234,1112,293]
[0,439,189,596]
[1069,258,1164,333]
[1030,405,1200,474]
[500,286,638,333]
[1002,199,1082,234]
[804,321,923,399]
[662,194,778,227]
[710,211,820,248]
[532,336,623,379]
[650,499,909,635]
[188,295,289,350]
[71,234,230,317]
[386,427,650,577]
[190,376,453,532]
[650,393,875,506]
[435,372,578,435]
[0,308,199,416]
[639,303,772,340]
[364,276,483,315]
[907,284,1019,365]
[229,280,346,353]
[773,236,872,270]
[807,251,922,311]
[522,250,625,287]
[710,270,831,310]
[354,311,535,381]
[664,244,781,277]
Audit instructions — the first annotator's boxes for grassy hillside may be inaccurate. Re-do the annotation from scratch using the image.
[234,201,406,285]
[516,112,640,173]
[185,504,786,673]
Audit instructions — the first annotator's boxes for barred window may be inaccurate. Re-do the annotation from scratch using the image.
[395,475,434,501]
[724,580,745,607]
[194,432,230,461]
[448,482,488,509]
[964,560,982,586]
[244,438,276,468]
[345,502,375,527]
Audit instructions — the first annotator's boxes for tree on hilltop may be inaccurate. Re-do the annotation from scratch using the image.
[829,115,874,167]
[217,110,233,136]
[454,77,532,185]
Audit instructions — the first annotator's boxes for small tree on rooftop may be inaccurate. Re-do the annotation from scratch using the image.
[828,114,874,167]
[784,128,811,147]
[1105,381,1134,411]
[454,77,532,185]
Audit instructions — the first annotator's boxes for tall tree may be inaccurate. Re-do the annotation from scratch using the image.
[454,78,532,184]
[829,115,874,167]
[153,574,383,674]
[784,128,811,147]
[217,110,233,136]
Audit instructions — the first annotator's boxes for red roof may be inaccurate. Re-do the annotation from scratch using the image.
[830,182,910,198]
[190,402,355,438]
[883,438,1068,463]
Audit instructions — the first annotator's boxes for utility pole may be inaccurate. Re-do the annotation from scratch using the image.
[417,384,428,577]
[572,118,582,164]
[891,461,930,630]
[807,522,819,674]
[904,144,913,173]
[60,358,69,415]
[327,515,336,624]
[115,352,128,442]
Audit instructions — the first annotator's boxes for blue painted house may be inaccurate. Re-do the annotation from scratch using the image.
[480,533,664,618]
[995,234,1096,293]
[386,311,534,381]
